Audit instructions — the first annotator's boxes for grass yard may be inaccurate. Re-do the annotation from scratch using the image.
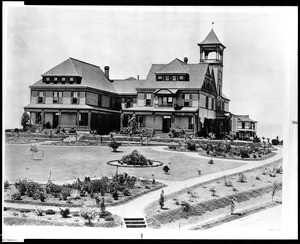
[4,145,245,182]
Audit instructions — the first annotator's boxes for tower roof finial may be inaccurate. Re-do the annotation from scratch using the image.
[212,21,214,29]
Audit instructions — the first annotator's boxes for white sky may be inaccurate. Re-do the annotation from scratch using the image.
[3,4,298,139]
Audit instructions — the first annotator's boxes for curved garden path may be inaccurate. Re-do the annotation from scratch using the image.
[4,145,283,225]
[108,146,283,218]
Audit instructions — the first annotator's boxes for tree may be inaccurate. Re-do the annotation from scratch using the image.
[21,112,30,131]
[230,197,236,214]
[271,182,278,202]
[159,189,164,208]
[100,197,106,212]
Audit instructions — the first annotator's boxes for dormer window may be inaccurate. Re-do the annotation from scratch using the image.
[62,77,65,84]
[165,76,170,81]
[172,76,177,81]
[69,77,74,84]
[157,75,163,81]
[54,77,58,84]
[45,77,50,84]
[179,75,184,81]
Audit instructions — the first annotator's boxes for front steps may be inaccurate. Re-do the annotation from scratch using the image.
[124,218,147,228]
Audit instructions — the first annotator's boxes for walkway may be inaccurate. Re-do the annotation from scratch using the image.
[4,146,282,224]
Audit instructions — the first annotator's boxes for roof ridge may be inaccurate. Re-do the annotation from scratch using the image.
[69,57,100,68]
[175,58,188,73]
[69,58,80,76]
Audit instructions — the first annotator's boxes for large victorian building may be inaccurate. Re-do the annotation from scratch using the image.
[24,29,257,139]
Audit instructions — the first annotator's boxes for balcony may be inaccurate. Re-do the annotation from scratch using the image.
[200,59,221,63]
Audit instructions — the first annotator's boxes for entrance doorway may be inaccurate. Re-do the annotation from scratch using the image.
[53,113,59,128]
[162,116,171,133]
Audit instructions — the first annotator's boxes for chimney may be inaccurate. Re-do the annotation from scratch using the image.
[137,75,139,80]
[104,66,109,79]
[184,57,188,64]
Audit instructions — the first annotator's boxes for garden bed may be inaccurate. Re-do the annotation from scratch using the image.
[145,158,282,229]
[107,160,163,168]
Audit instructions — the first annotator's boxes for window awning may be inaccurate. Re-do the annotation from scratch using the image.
[154,88,178,95]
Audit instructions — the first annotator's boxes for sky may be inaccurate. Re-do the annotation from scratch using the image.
[3,5,298,139]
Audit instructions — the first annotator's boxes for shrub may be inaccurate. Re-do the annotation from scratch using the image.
[121,150,151,166]
[238,173,247,183]
[232,187,238,192]
[208,158,214,164]
[46,182,62,196]
[181,201,191,212]
[45,121,51,129]
[70,189,81,200]
[104,215,114,221]
[99,210,112,218]
[45,209,56,215]
[163,165,170,174]
[209,186,217,196]
[187,140,197,151]
[159,190,164,208]
[125,176,137,189]
[123,188,131,196]
[112,190,119,200]
[35,208,44,216]
[168,127,185,138]
[276,165,283,174]
[4,180,9,189]
[240,149,250,159]
[11,190,22,200]
[255,175,262,180]
[109,140,121,152]
[14,179,28,195]
[60,208,70,218]
[168,144,177,150]
[21,112,30,131]
[271,139,280,146]
[80,207,97,225]
[25,181,42,197]
[224,177,233,187]
[61,187,72,200]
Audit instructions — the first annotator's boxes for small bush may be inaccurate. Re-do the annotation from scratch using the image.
[238,173,247,183]
[123,188,131,196]
[70,189,81,200]
[45,121,51,129]
[14,179,28,195]
[255,175,262,180]
[80,207,97,224]
[232,187,238,192]
[4,180,9,189]
[187,140,197,151]
[224,178,233,187]
[35,208,44,216]
[104,215,114,221]
[209,186,217,196]
[276,165,283,174]
[60,208,70,218]
[11,190,22,200]
[45,209,56,215]
[99,210,112,218]
[61,187,72,200]
[271,139,280,146]
[181,201,191,212]
[112,191,119,200]
[109,141,121,152]
[46,182,62,195]
[168,127,185,138]
[208,159,214,164]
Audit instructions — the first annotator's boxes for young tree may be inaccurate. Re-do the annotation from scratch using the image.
[271,182,278,202]
[159,189,164,209]
[230,197,236,214]
[100,197,106,212]
[21,112,30,131]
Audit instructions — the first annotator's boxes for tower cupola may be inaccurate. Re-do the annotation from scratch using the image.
[198,29,226,66]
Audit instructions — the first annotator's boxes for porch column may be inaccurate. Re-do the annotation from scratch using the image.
[58,110,61,126]
[76,111,80,127]
[41,110,45,125]
[88,111,91,129]
[120,112,124,130]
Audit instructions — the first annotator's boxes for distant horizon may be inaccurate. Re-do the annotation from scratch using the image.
[3,5,298,140]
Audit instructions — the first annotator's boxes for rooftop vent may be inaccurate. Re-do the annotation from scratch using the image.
[184,57,188,64]
[104,66,109,79]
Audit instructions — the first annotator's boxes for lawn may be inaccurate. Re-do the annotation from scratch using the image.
[4,144,245,182]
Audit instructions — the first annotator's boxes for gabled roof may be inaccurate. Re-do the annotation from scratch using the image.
[31,58,116,93]
[112,79,144,95]
[234,115,257,123]
[138,62,209,90]
[155,58,188,74]
[198,29,225,47]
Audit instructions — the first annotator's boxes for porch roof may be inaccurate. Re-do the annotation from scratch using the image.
[122,106,198,113]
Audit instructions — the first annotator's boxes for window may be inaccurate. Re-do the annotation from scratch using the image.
[38,91,44,103]
[184,94,190,106]
[146,93,152,106]
[62,77,66,84]
[53,91,63,104]
[165,76,170,81]
[205,96,209,109]
[71,91,79,104]
[157,75,163,81]
[179,75,184,81]
[79,113,88,126]
[168,97,173,103]
[98,94,102,106]
[126,98,132,108]
[45,77,50,84]
[172,76,177,81]
[53,91,58,103]
[138,116,144,127]
[211,98,215,110]
[188,117,194,130]
[54,77,58,84]
[163,97,167,104]
[242,122,245,129]
[69,77,74,84]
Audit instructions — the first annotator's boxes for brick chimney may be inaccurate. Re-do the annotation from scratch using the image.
[104,66,109,79]
[137,75,139,80]
[184,57,188,64]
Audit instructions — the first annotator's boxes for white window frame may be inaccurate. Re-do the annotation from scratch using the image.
[172,76,177,81]
[146,94,151,99]
[168,97,173,103]
[70,77,74,81]
[179,75,184,81]
[46,77,50,81]
[54,77,58,81]
[184,94,190,101]
[165,76,170,81]
[62,77,65,81]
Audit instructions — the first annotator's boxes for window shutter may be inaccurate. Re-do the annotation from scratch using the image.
[77,97,80,104]
[43,97,45,104]
[151,94,154,106]
[59,97,63,104]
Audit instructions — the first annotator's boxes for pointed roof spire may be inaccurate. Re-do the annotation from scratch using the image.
[198,29,225,48]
